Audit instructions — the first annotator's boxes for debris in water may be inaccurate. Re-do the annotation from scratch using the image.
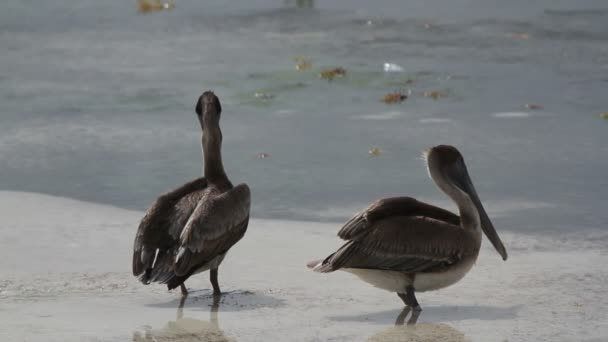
[368,148,383,156]
[137,0,175,13]
[524,104,544,110]
[295,57,312,71]
[254,92,274,101]
[319,67,346,81]
[383,63,404,72]
[256,152,270,160]
[382,92,408,104]
[423,90,447,100]
[600,112,608,119]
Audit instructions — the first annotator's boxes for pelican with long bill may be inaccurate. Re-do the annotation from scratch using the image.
[307,145,507,310]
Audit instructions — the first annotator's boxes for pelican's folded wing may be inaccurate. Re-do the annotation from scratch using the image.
[132,177,207,279]
[320,216,477,273]
[338,197,460,241]
[173,183,251,276]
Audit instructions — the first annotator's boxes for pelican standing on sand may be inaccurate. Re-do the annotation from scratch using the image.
[132,91,250,297]
[307,145,507,310]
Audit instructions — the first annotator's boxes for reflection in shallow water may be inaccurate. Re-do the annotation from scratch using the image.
[394,307,421,326]
[133,296,236,342]
[145,289,286,311]
[368,308,470,342]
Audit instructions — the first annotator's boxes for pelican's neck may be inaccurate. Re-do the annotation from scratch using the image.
[202,125,228,184]
[450,188,481,233]
[430,167,481,232]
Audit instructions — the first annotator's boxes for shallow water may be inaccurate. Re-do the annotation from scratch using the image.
[1,0,608,233]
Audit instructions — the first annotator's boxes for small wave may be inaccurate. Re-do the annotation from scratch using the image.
[419,117,452,123]
[544,9,608,17]
[356,111,402,120]
[274,109,297,117]
[493,112,531,118]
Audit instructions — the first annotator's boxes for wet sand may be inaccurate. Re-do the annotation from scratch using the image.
[0,191,606,341]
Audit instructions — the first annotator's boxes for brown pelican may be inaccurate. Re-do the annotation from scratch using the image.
[307,145,507,310]
[132,91,250,297]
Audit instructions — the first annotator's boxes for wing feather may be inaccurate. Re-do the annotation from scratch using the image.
[174,183,251,276]
[337,197,460,241]
[132,177,207,281]
[318,216,478,274]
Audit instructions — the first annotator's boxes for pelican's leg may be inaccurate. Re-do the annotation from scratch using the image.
[180,283,188,297]
[405,286,421,311]
[210,268,221,296]
[178,296,187,318]
[398,286,422,311]
[397,293,409,306]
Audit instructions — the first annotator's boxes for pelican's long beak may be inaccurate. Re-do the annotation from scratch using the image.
[456,166,508,261]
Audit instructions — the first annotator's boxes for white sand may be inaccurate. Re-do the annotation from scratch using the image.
[0,191,606,342]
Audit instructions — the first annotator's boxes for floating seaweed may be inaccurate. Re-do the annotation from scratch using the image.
[137,0,175,13]
[294,57,312,71]
[368,148,383,156]
[319,67,346,81]
[382,92,408,104]
[524,104,544,110]
[423,90,447,100]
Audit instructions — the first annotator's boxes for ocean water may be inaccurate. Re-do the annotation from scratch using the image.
[1,0,607,234]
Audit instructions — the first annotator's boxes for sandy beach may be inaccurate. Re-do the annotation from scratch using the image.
[1,191,606,341]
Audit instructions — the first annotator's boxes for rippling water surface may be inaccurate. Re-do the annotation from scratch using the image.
[1,0,607,233]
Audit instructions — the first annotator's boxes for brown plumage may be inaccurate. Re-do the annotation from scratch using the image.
[311,198,474,274]
[132,91,250,296]
[308,145,507,310]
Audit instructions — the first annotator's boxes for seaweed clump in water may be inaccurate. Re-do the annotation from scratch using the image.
[423,90,447,100]
[295,57,312,71]
[137,0,175,14]
[319,67,346,81]
[382,92,408,104]
[524,104,543,110]
[368,148,383,156]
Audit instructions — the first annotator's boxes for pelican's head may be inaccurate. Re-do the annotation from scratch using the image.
[425,145,508,261]
[195,91,222,131]
[423,145,463,175]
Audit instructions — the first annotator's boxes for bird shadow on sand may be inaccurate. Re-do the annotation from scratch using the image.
[329,304,520,325]
[145,289,286,312]
[367,307,474,342]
